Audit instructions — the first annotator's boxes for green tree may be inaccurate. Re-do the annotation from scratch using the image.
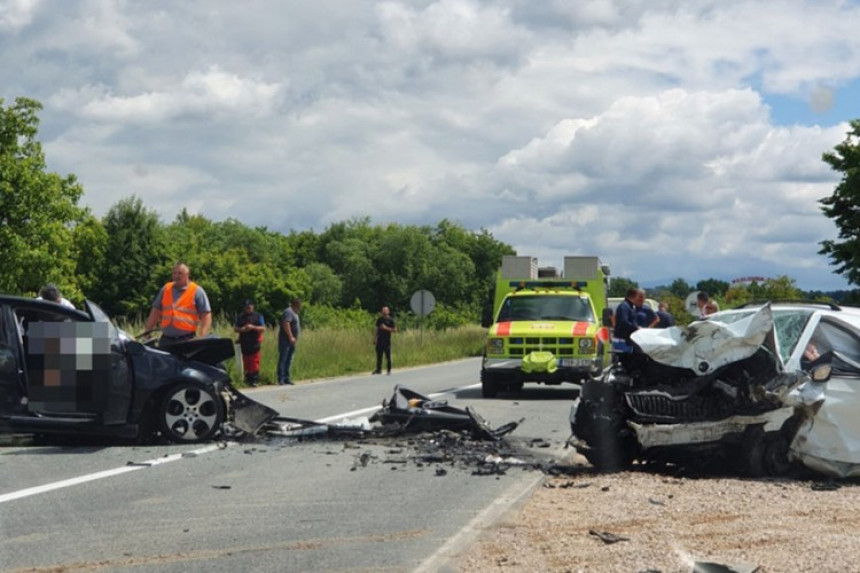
[71,213,108,304]
[303,262,343,306]
[92,196,167,317]
[0,97,88,294]
[820,119,860,285]
[668,278,694,298]
[696,279,730,298]
[608,277,638,297]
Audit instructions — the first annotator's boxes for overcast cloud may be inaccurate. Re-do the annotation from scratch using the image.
[3,0,859,291]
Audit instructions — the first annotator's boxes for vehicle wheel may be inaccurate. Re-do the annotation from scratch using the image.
[480,369,499,398]
[159,382,224,443]
[742,425,768,477]
[763,434,792,477]
[573,382,635,472]
[481,379,499,398]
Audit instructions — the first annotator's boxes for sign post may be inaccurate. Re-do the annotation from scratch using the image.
[409,289,436,344]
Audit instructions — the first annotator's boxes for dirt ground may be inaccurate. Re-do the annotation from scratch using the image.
[454,456,860,573]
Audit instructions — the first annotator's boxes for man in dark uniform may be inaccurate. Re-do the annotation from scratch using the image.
[372,306,397,375]
[234,299,265,387]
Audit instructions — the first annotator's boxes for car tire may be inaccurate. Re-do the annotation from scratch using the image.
[763,434,792,477]
[743,424,784,477]
[158,382,224,443]
[480,369,499,398]
[573,381,635,472]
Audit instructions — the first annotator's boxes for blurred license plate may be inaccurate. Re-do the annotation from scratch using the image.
[559,359,589,367]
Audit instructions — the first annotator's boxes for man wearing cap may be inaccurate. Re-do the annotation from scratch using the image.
[234,299,265,387]
[144,262,212,348]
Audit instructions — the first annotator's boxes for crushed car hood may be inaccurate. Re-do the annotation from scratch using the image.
[631,305,780,375]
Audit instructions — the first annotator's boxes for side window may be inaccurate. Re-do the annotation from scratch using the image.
[809,320,860,375]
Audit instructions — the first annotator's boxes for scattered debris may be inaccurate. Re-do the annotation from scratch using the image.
[692,561,759,573]
[588,529,629,544]
[369,385,522,440]
[811,480,841,491]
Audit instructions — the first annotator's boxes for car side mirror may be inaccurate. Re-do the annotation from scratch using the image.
[602,307,614,327]
[481,308,494,328]
[810,363,832,382]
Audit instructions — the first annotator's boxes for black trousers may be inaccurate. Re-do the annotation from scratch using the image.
[375,344,392,372]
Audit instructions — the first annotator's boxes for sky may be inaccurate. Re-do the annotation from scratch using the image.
[2,0,860,292]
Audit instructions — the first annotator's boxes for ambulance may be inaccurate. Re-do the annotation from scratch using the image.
[480,256,611,398]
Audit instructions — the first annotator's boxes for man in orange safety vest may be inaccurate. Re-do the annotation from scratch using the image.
[144,262,212,348]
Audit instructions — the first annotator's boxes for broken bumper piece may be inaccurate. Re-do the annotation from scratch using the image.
[370,385,520,440]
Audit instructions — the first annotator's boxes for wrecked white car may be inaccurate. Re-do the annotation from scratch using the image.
[570,302,860,478]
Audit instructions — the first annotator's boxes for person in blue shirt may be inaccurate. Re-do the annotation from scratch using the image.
[614,288,641,347]
[613,288,654,372]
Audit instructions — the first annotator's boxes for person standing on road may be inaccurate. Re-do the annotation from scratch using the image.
[234,299,265,387]
[277,298,302,385]
[372,305,397,375]
[144,262,212,348]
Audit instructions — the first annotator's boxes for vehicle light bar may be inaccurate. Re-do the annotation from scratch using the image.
[508,280,587,289]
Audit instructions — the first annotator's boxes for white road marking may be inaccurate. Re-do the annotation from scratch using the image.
[315,383,481,423]
[0,443,222,504]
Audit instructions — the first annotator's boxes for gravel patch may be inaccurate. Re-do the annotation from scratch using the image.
[455,461,860,573]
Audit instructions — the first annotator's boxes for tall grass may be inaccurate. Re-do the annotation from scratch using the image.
[120,318,488,387]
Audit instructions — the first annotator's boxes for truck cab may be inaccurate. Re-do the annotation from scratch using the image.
[480,256,611,398]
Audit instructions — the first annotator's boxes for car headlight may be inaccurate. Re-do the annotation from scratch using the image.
[487,338,505,354]
[578,338,595,351]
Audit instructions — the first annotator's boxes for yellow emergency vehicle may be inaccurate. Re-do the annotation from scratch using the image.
[480,256,611,398]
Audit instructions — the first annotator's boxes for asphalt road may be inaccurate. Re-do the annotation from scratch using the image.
[0,358,579,572]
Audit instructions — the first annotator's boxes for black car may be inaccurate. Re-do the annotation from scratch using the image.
[0,296,274,443]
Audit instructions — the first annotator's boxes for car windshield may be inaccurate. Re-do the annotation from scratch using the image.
[708,307,813,363]
[497,295,595,322]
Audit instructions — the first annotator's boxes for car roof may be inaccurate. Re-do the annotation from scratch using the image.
[714,301,860,323]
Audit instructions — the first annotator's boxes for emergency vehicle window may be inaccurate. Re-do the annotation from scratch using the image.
[498,296,594,322]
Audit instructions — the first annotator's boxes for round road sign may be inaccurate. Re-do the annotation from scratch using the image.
[410,289,436,317]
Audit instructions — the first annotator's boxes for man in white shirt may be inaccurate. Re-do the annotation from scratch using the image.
[36,284,75,309]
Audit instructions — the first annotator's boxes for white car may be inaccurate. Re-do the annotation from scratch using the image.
[570,301,860,478]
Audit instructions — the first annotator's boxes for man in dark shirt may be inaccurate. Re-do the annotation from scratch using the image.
[277,298,302,385]
[234,299,265,387]
[372,306,397,375]
[614,288,643,345]
[613,288,649,372]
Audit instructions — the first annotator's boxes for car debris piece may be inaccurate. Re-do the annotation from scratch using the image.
[588,529,629,544]
[692,561,759,573]
[370,385,521,440]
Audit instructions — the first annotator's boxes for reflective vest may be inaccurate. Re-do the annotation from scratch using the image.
[160,282,200,334]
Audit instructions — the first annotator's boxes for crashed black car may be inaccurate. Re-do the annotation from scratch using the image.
[570,303,852,477]
[0,296,272,443]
